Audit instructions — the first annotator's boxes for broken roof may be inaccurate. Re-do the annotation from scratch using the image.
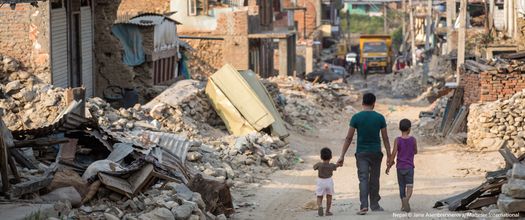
[115,12,182,26]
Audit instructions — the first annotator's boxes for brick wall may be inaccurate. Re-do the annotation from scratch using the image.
[294,0,317,39]
[117,0,170,17]
[0,2,50,78]
[281,0,318,39]
[216,11,249,70]
[461,70,525,105]
[460,71,481,105]
[179,32,225,78]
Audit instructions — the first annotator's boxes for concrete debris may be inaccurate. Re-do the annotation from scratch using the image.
[41,186,82,208]
[416,96,449,136]
[378,55,451,99]
[498,164,525,213]
[265,77,359,132]
[0,55,66,131]
[468,90,525,153]
[0,54,328,220]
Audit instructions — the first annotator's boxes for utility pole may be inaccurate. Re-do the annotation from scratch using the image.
[446,0,454,54]
[425,0,432,51]
[457,0,467,84]
[409,0,416,65]
[488,0,494,32]
[504,0,508,32]
[513,0,518,38]
[423,0,432,86]
[509,0,514,37]
[402,0,406,35]
[384,3,388,34]
[402,0,407,55]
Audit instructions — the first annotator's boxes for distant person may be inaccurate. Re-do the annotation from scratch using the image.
[337,93,392,215]
[386,119,418,212]
[313,147,340,216]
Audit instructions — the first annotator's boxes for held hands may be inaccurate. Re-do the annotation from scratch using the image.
[385,158,395,175]
[336,157,344,167]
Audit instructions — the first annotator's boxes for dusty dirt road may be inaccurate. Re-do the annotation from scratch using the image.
[232,77,503,220]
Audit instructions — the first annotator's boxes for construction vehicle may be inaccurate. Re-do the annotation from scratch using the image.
[359,34,392,74]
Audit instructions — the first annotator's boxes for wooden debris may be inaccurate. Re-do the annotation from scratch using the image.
[440,88,464,135]
[13,137,69,148]
[98,164,158,198]
[499,142,519,168]
[0,115,14,193]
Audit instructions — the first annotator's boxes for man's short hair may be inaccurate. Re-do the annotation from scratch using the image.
[362,93,376,106]
[399,119,412,132]
[320,147,332,161]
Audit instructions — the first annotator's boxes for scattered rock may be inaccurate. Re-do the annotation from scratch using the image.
[498,194,525,213]
[172,203,194,220]
[41,187,82,208]
[139,208,175,220]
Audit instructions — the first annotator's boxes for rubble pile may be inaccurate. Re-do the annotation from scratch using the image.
[379,56,451,99]
[267,77,359,131]
[467,90,525,153]
[416,96,449,136]
[42,171,217,220]
[0,55,67,131]
[187,132,296,183]
[88,94,222,140]
[87,78,299,184]
[379,67,426,98]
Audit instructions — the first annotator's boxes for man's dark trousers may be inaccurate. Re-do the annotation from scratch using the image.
[355,152,383,210]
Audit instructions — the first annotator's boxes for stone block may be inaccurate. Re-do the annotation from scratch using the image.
[498,194,525,213]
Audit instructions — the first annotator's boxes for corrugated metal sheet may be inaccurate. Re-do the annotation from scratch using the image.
[115,13,181,26]
[51,8,69,89]
[81,6,94,98]
[104,129,192,164]
[12,100,88,137]
[143,131,191,164]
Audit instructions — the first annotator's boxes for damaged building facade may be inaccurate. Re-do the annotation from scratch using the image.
[0,0,95,97]
[173,0,297,78]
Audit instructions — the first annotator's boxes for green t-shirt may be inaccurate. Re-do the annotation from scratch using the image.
[350,111,387,153]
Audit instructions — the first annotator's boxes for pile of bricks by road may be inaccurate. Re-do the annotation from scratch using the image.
[467,90,525,154]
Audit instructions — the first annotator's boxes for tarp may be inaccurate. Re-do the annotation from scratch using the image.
[209,64,275,131]
[111,24,145,66]
[240,70,289,138]
[205,80,257,136]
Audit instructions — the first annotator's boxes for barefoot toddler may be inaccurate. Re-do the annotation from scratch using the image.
[313,147,339,216]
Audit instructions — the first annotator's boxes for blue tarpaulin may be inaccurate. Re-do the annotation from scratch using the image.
[179,51,190,79]
[111,24,145,66]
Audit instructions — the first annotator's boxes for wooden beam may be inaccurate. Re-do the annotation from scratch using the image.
[499,142,519,168]
[13,137,69,148]
[0,116,11,193]
[409,0,416,65]
[10,149,38,170]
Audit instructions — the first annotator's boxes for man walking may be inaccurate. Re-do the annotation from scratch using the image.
[337,93,392,215]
